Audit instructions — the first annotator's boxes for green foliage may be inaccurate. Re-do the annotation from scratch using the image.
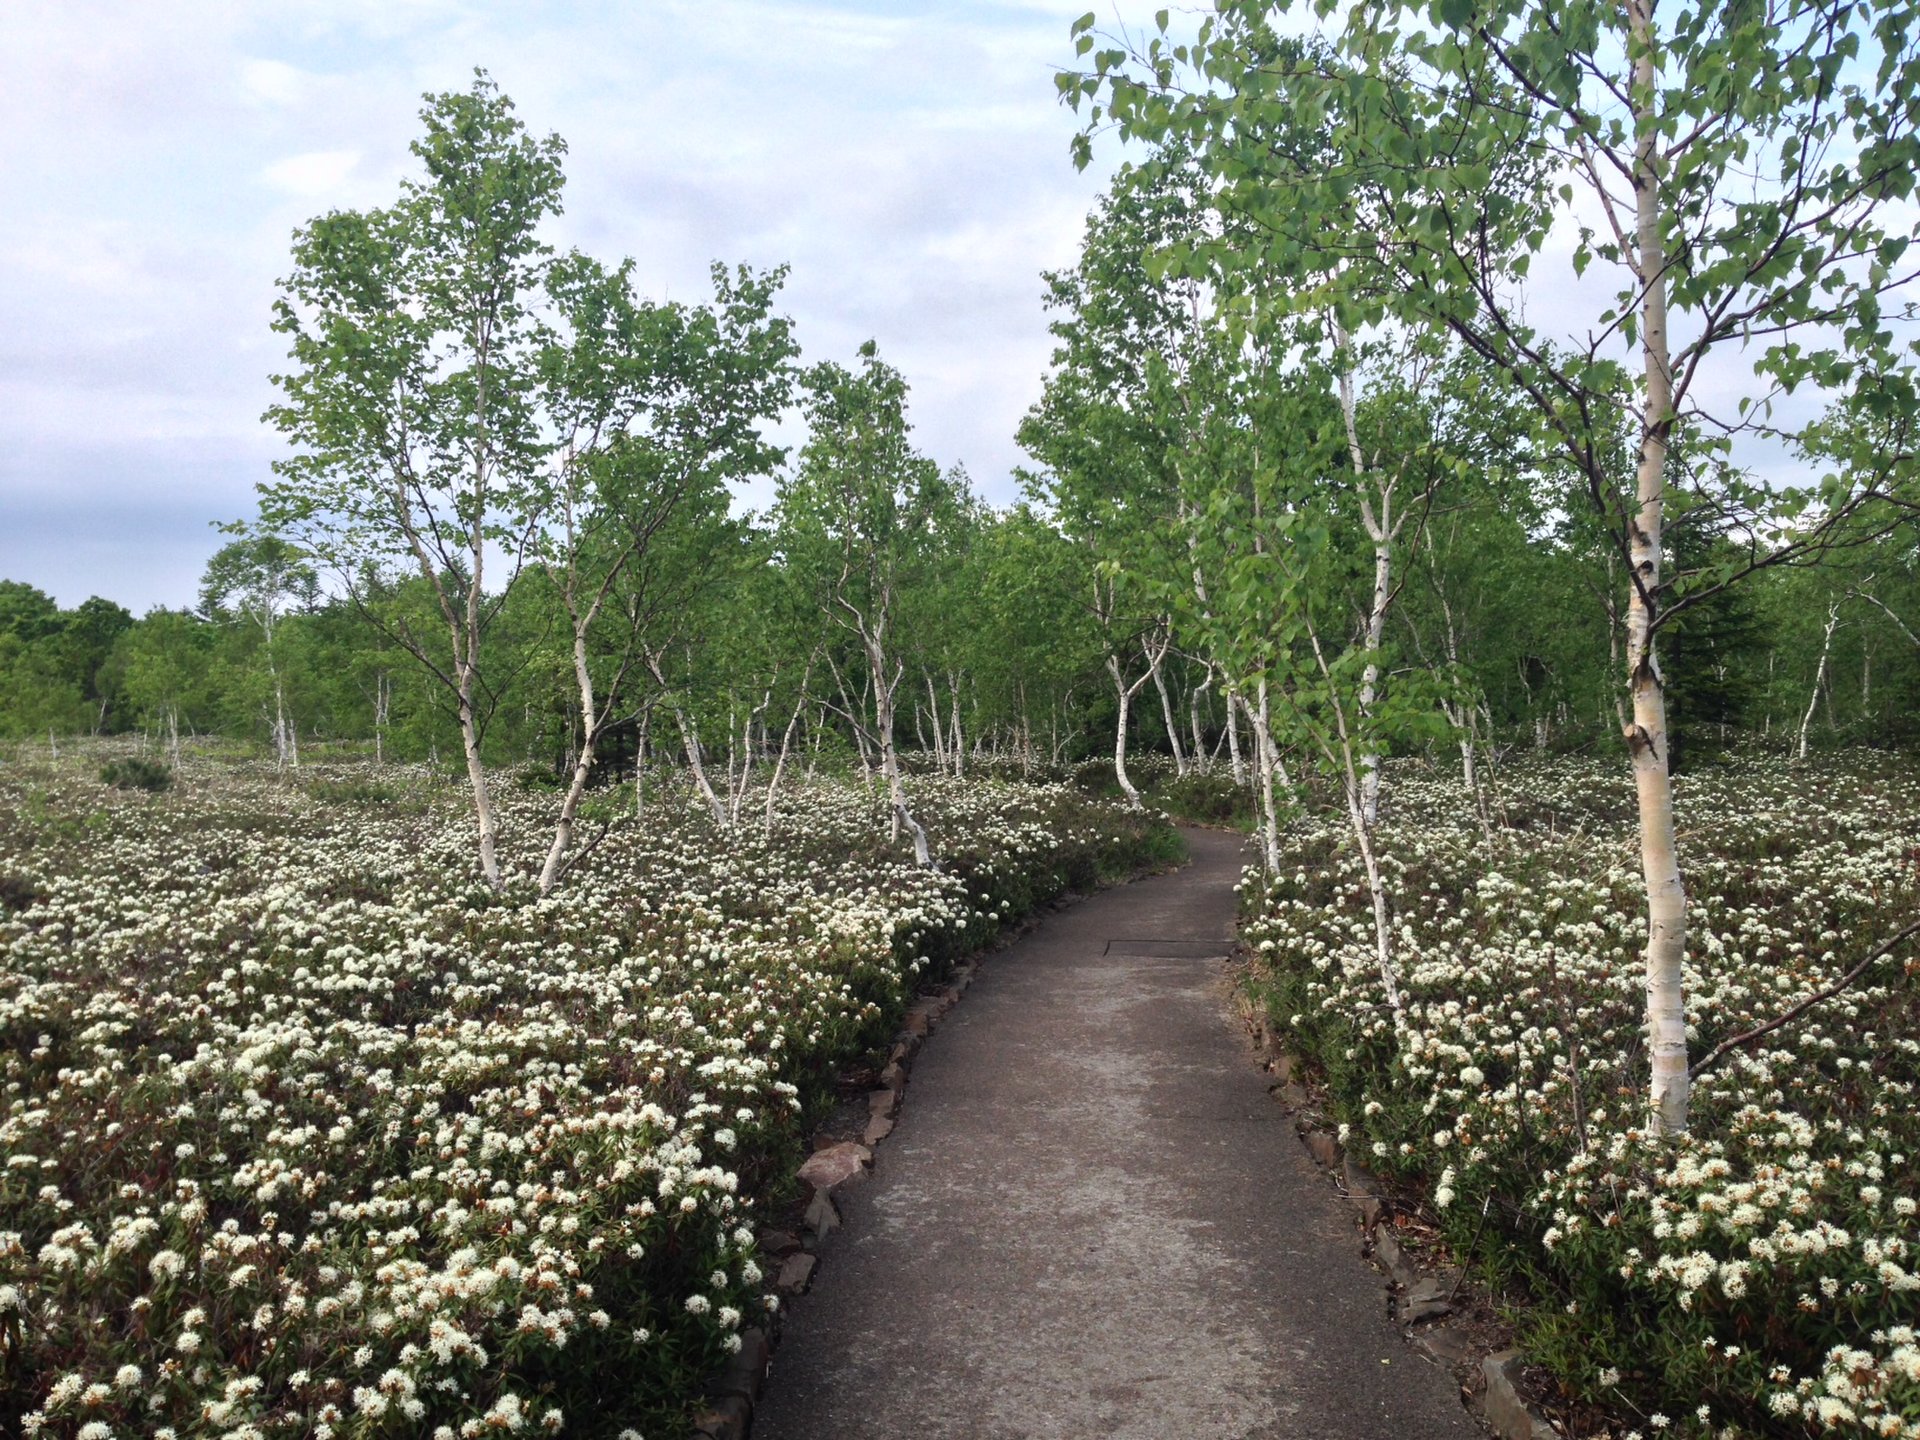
[98,756,172,792]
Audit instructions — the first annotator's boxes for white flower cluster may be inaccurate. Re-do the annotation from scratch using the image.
[1242,752,1920,1438]
[0,748,1158,1437]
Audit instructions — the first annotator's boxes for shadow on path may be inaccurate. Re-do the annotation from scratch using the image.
[753,828,1479,1440]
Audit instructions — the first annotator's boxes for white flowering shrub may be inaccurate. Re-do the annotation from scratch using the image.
[1243,751,1920,1439]
[0,748,1176,1438]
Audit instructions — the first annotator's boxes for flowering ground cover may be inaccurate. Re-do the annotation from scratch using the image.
[1242,750,1920,1439]
[0,746,1177,1439]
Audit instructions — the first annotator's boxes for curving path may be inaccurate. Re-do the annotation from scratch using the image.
[752,828,1480,1440]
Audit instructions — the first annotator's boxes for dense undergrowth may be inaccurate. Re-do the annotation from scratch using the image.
[0,744,1177,1438]
[1242,749,1920,1439]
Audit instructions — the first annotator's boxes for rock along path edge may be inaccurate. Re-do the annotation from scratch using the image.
[751,827,1481,1440]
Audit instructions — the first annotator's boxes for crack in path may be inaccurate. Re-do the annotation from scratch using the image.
[752,828,1480,1440]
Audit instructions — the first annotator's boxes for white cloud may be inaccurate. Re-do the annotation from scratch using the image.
[240,58,312,107]
[260,149,362,196]
[0,0,1126,609]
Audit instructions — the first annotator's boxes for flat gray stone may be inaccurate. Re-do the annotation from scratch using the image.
[796,1142,869,1193]
[1303,1127,1342,1170]
[753,829,1479,1440]
[715,1327,771,1399]
[1411,1323,1478,1367]
[1342,1155,1387,1229]
[802,1190,839,1240]
[777,1252,817,1295]
[1400,1274,1457,1324]
[1482,1349,1554,1440]
[1374,1227,1419,1288]
[691,1393,749,1440]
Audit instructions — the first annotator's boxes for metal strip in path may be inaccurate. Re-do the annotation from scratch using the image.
[752,827,1480,1440]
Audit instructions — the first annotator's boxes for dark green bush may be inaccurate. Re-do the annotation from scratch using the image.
[99,757,172,792]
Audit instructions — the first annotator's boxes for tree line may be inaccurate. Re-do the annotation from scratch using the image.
[8,29,1920,1133]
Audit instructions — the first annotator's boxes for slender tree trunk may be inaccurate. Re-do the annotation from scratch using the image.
[1334,320,1396,829]
[634,708,650,819]
[1226,688,1247,786]
[1626,0,1689,1135]
[1107,655,1142,809]
[374,672,389,765]
[457,672,501,887]
[948,671,965,778]
[675,707,727,828]
[1351,477,1400,828]
[729,689,770,829]
[871,644,931,866]
[834,663,874,783]
[1188,668,1212,773]
[1304,625,1403,1023]
[1248,680,1283,873]
[539,625,609,895]
[1798,600,1842,760]
[1153,658,1187,776]
[765,668,813,838]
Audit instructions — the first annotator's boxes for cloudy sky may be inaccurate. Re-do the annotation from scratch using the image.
[1,0,1146,612]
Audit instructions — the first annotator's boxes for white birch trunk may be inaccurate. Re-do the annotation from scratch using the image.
[1356,504,1392,828]
[1248,680,1283,874]
[947,671,965,778]
[1798,599,1842,760]
[1107,655,1142,810]
[1226,688,1247,786]
[373,672,389,765]
[1153,658,1187,777]
[457,674,502,887]
[634,708,650,819]
[538,626,605,895]
[765,673,813,839]
[1188,668,1212,774]
[1304,625,1404,1023]
[676,707,727,828]
[1626,0,1690,1134]
[871,645,931,866]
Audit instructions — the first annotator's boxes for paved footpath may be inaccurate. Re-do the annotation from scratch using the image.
[753,828,1480,1440]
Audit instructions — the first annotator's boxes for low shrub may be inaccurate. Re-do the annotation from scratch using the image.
[98,756,172,791]
[0,755,1173,1438]
[1243,751,1920,1439]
